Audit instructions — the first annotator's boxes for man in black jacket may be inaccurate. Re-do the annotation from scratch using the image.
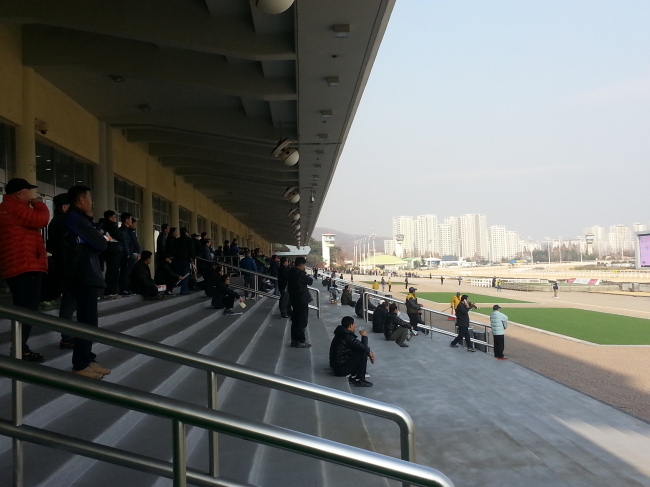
[130,251,162,299]
[116,212,141,295]
[329,316,375,387]
[371,300,389,333]
[384,303,411,347]
[450,294,478,351]
[173,227,196,295]
[277,257,292,318]
[63,185,111,379]
[101,210,121,297]
[287,256,313,348]
[211,274,243,314]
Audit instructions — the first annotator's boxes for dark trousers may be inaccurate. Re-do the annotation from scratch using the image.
[104,251,121,295]
[279,289,292,317]
[175,260,191,293]
[408,312,426,333]
[211,293,235,310]
[59,290,76,342]
[333,352,368,379]
[451,325,473,350]
[119,257,136,293]
[70,286,100,371]
[6,272,43,350]
[290,303,309,343]
[493,334,505,358]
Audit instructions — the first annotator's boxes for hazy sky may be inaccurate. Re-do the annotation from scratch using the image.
[316,0,650,240]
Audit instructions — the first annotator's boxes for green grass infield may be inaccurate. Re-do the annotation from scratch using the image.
[413,292,530,304]
[473,308,650,345]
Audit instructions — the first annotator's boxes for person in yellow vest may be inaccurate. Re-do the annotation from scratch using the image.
[372,280,379,292]
[387,278,392,292]
[450,292,461,316]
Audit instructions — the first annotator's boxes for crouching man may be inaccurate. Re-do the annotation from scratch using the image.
[131,251,162,300]
[329,316,375,387]
[212,274,244,315]
[383,303,412,347]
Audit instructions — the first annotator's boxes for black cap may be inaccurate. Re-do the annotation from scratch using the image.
[493,305,501,310]
[5,178,37,194]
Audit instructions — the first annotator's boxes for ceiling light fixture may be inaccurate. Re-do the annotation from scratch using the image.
[321,110,333,118]
[109,74,125,83]
[137,103,151,112]
[325,76,340,86]
[318,134,328,140]
[254,0,294,14]
[333,24,351,38]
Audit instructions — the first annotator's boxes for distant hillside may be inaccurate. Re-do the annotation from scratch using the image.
[313,227,391,257]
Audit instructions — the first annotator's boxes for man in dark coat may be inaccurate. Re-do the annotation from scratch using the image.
[101,210,122,297]
[450,294,478,351]
[63,185,111,379]
[116,212,141,295]
[155,224,169,269]
[130,251,161,299]
[287,256,313,348]
[329,316,375,387]
[277,257,292,318]
[371,300,389,333]
[155,255,182,295]
[384,303,411,347]
[172,227,196,295]
[211,274,243,314]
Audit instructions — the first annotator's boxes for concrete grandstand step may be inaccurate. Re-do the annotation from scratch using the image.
[0,297,268,486]
[55,298,277,487]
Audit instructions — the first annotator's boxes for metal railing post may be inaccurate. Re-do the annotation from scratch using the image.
[207,371,218,477]
[11,319,24,487]
[172,419,187,487]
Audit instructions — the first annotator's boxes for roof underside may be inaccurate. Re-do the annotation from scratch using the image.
[0,0,394,244]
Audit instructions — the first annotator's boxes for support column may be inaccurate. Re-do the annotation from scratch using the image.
[171,202,180,229]
[142,187,154,253]
[93,122,113,215]
[15,67,36,182]
[190,211,198,235]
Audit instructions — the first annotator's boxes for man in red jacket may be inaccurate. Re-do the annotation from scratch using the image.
[0,178,50,361]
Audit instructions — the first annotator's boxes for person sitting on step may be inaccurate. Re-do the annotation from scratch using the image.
[329,316,375,387]
[211,274,243,315]
[130,251,163,300]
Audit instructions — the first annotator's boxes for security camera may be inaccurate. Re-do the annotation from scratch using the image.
[35,120,49,135]
[282,186,300,203]
[272,138,299,166]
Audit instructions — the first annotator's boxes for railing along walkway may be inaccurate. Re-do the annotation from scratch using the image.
[0,304,440,486]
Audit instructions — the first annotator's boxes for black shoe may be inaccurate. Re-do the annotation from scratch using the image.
[398,343,409,347]
[353,379,373,387]
[467,348,476,352]
[59,340,75,349]
[280,315,288,319]
[449,343,458,348]
[22,351,45,362]
[223,309,234,315]
[293,342,311,348]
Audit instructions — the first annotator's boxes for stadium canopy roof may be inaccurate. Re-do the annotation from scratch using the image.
[0,0,394,245]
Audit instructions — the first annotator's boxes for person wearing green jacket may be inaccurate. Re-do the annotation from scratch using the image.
[490,305,509,360]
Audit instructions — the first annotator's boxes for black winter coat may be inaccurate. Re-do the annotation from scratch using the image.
[372,304,388,333]
[329,325,370,370]
[455,302,471,327]
[211,282,240,309]
[278,265,289,292]
[384,311,411,339]
[63,206,107,288]
[288,267,313,306]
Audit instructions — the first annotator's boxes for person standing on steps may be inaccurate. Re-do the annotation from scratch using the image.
[0,178,49,362]
[450,294,478,352]
[329,316,375,387]
[288,256,313,348]
[490,305,508,360]
[278,256,292,318]
[63,185,111,379]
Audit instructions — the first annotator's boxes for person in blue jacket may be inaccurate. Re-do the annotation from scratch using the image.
[490,305,509,360]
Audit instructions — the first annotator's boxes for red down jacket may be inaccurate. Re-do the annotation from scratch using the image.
[0,195,49,279]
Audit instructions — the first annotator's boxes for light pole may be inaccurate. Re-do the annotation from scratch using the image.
[576,236,583,262]
[545,237,551,264]
[558,236,562,263]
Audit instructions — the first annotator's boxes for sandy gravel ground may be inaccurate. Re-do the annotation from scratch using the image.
[364,276,650,423]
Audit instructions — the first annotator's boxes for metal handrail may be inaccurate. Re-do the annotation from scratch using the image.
[212,259,321,317]
[361,292,493,351]
[0,304,414,464]
[0,356,453,487]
